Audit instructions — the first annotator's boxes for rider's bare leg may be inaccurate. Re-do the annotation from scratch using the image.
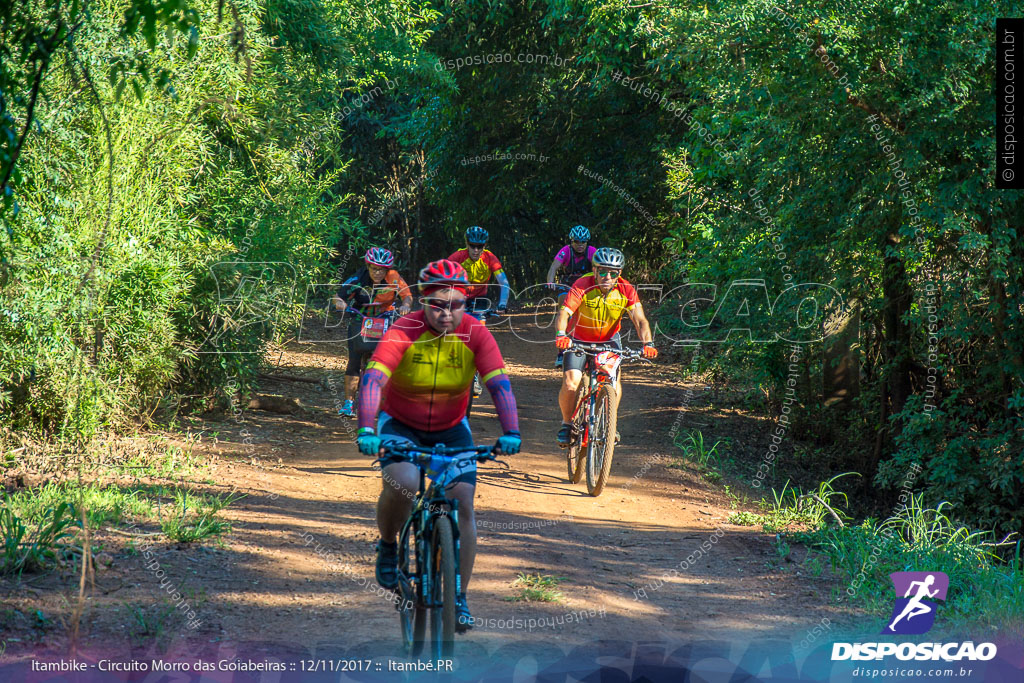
[377,461,419,541]
[445,481,476,588]
[559,369,583,422]
[344,375,359,402]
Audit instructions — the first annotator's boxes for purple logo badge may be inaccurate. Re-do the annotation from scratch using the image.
[883,572,949,635]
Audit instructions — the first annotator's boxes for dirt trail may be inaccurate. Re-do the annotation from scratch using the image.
[2,311,855,659]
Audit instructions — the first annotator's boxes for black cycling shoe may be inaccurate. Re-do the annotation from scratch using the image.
[375,540,399,590]
[455,592,473,633]
[556,423,572,448]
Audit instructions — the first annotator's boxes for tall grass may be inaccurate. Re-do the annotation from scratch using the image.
[795,493,1023,634]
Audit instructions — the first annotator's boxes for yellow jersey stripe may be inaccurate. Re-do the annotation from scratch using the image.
[367,361,392,377]
[481,368,506,383]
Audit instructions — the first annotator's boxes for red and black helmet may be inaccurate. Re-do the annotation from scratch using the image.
[418,259,468,293]
[364,247,395,268]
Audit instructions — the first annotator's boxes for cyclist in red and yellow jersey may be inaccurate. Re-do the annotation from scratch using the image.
[447,226,510,315]
[356,259,520,631]
[553,247,657,445]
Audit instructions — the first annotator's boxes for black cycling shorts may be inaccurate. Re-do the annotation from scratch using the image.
[562,333,622,374]
[376,412,477,486]
[345,317,379,377]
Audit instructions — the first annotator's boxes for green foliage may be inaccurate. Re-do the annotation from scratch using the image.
[2,0,358,437]
[796,500,1024,634]
[0,498,81,576]
[728,474,855,532]
[158,488,241,542]
[6,482,154,527]
[2,0,1021,540]
[507,572,566,603]
[674,430,722,467]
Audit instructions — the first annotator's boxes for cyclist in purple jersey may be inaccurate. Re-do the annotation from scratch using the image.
[546,225,596,368]
[546,225,596,299]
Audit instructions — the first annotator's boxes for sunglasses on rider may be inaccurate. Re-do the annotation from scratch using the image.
[467,243,486,249]
[595,268,621,279]
[421,297,467,312]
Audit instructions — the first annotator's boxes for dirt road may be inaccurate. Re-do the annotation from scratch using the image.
[2,311,855,662]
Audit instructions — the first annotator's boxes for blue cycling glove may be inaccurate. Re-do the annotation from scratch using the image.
[495,431,521,455]
[357,431,382,456]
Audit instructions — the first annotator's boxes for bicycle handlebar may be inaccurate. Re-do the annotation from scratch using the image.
[467,308,501,320]
[383,443,494,457]
[341,307,398,321]
[567,343,652,361]
[373,443,503,469]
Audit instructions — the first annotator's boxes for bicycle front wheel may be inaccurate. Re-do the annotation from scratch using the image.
[397,530,425,656]
[427,516,457,658]
[586,383,618,497]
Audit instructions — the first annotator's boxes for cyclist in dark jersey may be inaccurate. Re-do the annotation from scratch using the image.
[356,259,521,632]
[332,248,412,416]
[545,225,596,368]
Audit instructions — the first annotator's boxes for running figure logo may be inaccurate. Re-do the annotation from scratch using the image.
[883,571,949,635]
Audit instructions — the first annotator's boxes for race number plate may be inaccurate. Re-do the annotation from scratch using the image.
[361,316,390,340]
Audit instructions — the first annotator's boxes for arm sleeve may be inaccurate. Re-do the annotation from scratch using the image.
[484,374,519,434]
[395,274,412,300]
[337,275,359,300]
[553,245,570,264]
[357,368,388,431]
[495,271,510,308]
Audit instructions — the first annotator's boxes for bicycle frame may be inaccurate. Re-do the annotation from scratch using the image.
[396,458,464,612]
[568,344,626,450]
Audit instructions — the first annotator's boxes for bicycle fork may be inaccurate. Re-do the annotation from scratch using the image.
[421,501,462,610]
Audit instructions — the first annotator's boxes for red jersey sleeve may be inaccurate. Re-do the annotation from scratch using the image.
[484,250,503,273]
[618,278,641,309]
[562,275,594,314]
[447,249,468,264]
[466,317,506,382]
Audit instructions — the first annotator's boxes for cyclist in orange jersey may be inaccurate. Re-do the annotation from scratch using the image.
[553,248,657,445]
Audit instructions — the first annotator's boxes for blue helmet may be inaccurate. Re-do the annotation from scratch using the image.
[465,226,489,244]
[569,225,590,242]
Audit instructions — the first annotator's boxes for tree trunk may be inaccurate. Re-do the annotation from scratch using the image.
[881,231,913,421]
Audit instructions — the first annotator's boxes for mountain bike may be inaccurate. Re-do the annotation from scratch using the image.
[563,343,650,496]
[377,443,504,658]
